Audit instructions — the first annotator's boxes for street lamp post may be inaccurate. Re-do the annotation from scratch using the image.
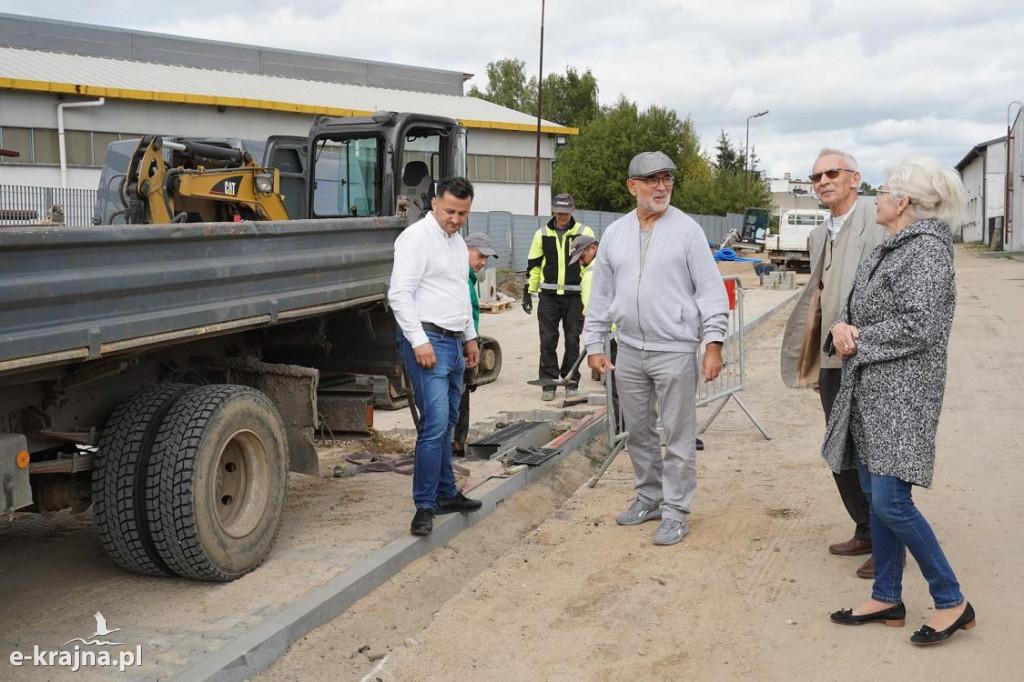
[1005,101,1023,250]
[744,109,769,202]
[533,0,546,216]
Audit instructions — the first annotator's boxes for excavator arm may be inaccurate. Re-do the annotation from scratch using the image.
[124,135,290,224]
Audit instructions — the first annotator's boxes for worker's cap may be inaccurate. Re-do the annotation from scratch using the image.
[628,151,677,178]
[464,231,498,258]
[568,234,598,265]
[552,193,575,214]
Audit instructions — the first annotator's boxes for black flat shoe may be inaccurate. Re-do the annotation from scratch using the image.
[911,602,976,645]
[410,508,434,536]
[436,491,482,515]
[830,602,906,627]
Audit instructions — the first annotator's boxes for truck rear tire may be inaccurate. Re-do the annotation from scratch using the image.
[147,385,289,581]
[92,384,192,576]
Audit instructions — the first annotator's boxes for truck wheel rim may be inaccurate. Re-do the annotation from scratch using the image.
[214,429,271,539]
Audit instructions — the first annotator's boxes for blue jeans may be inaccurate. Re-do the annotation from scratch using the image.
[398,330,464,510]
[855,458,963,609]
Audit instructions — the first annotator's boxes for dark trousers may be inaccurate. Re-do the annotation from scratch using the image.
[454,368,474,446]
[538,292,584,387]
[819,367,872,542]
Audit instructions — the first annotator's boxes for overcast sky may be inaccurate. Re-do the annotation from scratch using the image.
[3,0,1024,185]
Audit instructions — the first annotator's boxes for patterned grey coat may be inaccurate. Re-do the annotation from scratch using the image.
[821,219,956,487]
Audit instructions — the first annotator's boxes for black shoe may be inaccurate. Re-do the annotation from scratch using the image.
[695,438,704,451]
[410,508,434,536]
[830,602,906,627]
[911,602,976,645]
[436,491,483,515]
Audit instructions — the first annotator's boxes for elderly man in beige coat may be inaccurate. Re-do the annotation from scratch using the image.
[780,148,886,579]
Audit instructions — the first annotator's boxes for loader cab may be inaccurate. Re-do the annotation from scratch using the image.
[305,112,467,221]
[739,207,771,245]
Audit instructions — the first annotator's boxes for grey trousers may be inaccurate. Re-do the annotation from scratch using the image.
[615,343,698,522]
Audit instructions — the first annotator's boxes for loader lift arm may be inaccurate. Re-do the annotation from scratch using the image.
[124,135,290,224]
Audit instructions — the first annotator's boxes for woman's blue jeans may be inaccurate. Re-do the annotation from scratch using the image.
[855,458,963,609]
[398,330,464,510]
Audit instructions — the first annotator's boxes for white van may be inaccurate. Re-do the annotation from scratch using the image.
[764,209,830,269]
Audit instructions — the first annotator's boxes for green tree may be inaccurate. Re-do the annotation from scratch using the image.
[860,181,878,196]
[552,98,704,213]
[541,67,600,128]
[469,60,601,129]
[467,58,537,113]
[713,130,741,174]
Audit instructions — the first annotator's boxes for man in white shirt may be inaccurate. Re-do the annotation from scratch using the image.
[390,176,483,536]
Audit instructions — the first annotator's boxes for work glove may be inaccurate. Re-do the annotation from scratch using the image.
[522,284,533,315]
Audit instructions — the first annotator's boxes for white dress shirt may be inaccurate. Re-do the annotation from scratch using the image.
[389,211,476,348]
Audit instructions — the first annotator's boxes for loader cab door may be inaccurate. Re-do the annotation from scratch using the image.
[264,136,308,219]
[309,135,383,218]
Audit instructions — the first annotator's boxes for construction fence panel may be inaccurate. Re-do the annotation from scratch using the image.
[695,276,770,439]
[0,185,98,227]
[467,211,513,265]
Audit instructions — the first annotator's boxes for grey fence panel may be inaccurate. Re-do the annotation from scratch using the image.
[726,212,745,233]
[689,214,731,244]
[467,211,513,265]
[0,216,405,371]
[0,185,99,227]
[511,214,546,271]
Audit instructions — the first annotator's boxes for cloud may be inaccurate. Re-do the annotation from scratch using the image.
[3,0,1024,184]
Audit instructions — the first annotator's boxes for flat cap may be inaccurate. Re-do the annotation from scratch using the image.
[464,231,498,258]
[628,151,677,178]
[568,234,598,265]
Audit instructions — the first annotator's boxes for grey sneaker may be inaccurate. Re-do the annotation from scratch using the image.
[653,518,690,546]
[616,495,662,526]
[565,387,579,399]
[541,387,556,401]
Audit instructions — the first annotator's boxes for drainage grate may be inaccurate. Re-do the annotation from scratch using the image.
[467,421,551,459]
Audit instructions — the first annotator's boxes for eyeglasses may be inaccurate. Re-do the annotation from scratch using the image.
[635,174,675,188]
[876,189,890,195]
[809,168,855,183]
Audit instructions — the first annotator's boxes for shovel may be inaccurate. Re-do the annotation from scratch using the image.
[525,349,588,387]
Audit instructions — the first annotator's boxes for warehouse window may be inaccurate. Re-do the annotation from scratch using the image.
[468,154,552,185]
[508,157,524,183]
[93,132,121,166]
[0,127,133,167]
[66,130,92,166]
[0,127,32,163]
[474,155,493,181]
[32,129,60,165]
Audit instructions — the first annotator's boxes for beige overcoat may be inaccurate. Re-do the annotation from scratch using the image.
[780,204,887,388]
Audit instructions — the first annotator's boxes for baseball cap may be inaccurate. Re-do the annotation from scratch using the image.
[628,151,677,178]
[552,193,575,214]
[568,234,597,265]
[464,231,498,258]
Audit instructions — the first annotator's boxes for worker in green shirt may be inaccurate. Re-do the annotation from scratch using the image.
[453,232,498,456]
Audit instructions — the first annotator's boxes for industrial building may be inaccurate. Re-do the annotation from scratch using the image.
[955,136,1006,245]
[0,14,574,217]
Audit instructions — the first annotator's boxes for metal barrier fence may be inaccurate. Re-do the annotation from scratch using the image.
[695,276,770,439]
[0,185,98,227]
[468,209,745,272]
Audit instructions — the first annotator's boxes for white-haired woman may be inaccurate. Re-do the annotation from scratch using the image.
[822,157,975,645]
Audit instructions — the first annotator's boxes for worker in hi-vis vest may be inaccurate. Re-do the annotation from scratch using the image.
[522,193,596,401]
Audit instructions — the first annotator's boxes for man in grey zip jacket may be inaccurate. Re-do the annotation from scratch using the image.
[586,151,728,546]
